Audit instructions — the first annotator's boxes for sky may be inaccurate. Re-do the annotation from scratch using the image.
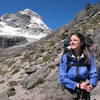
[0,0,100,30]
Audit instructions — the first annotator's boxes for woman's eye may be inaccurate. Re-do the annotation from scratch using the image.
[70,39,77,42]
[74,39,78,41]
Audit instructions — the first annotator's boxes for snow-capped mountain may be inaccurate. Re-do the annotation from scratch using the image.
[0,9,52,42]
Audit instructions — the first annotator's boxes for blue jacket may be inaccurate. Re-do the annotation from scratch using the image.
[59,52,98,90]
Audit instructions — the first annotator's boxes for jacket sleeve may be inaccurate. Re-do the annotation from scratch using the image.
[59,54,78,90]
[89,55,98,87]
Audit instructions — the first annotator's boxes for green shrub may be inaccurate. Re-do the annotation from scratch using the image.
[7,60,15,68]
[9,81,18,86]
[0,80,5,84]
[3,60,14,68]
[56,48,61,54]
[43,55,51,62]
[12,68,20,75]
[22,51,35,61]
[35,78,44,87]
[44,47,50,52]
[40,48,46,53]
[14,53,21,57]
[0,71,2,75]
[8,90,16,97]
[0,70,11,75]
[47,40,55,46]
[48,64,55,69]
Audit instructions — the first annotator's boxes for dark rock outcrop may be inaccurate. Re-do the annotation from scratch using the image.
[0,36,27,48]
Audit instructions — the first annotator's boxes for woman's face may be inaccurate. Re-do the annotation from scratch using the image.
[70,35,82,50]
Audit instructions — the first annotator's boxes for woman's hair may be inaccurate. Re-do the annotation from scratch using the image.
[70,32,91,65]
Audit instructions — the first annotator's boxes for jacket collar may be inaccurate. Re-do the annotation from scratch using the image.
[71,53,84,59]
[67,49,85,60]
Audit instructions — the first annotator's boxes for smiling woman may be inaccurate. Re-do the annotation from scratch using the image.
[59,32,98,100]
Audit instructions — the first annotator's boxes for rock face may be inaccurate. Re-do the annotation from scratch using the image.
[0,36,27,48]
[75,3,100,22]
[0,3,100,100]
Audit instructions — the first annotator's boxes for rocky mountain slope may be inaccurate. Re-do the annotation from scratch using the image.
[0,3,100,100]
[0,9,51,48]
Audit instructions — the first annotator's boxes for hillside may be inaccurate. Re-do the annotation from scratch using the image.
[0,3,100,100]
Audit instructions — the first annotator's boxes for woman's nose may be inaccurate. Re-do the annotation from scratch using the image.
[70,41,74,45]
[70,41,74,44]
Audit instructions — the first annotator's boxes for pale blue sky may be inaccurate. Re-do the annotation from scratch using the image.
[0,0,99,30]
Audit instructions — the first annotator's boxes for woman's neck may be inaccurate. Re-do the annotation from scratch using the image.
[73,49,81,57]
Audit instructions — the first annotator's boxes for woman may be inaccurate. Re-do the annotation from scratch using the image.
[59,32,98,100]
